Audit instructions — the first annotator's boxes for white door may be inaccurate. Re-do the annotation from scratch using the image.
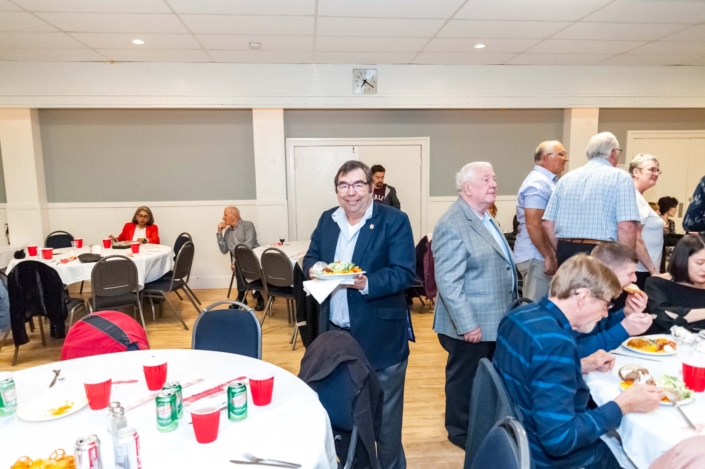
[360,145,423,243]
[292,145,358,240]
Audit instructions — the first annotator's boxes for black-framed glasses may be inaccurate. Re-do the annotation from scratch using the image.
[592,295,614,311]
[615,148,624,154]
[336,181,368,192]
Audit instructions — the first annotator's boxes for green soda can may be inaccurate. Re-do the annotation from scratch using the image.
[155,390,178,432]
[162,381,183,419]
[0,372,17,417]
[227,381,248,422]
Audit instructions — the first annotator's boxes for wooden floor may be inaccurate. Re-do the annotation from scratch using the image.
[0,288,464,469]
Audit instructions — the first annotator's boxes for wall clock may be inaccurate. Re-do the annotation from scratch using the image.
[353,69,377,94]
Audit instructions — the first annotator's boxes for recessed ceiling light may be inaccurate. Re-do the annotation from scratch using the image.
[132,39,145,45]
[474,43,486,49]
[249,42,262,50]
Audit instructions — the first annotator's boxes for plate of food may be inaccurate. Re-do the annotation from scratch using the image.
[315,261,365,280]
[622,337,677,356]
[618,366,694,406]
[110,241,131,249]
[11,448,75,469]
[16,392,87,422]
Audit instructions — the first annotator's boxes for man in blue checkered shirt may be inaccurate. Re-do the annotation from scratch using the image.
[542,132,640,265]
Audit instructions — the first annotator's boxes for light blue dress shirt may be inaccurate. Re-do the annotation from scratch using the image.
[514,165,558,264]
[329,202,373,328]
[471,207,517,290]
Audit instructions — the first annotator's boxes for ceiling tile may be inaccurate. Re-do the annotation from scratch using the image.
[166,0,315,15]
[424,38,541,53]
[98,49,211,62]
[455,0,611,21]
[660,24,705,42]
[438,20,572,39]
[0,1,22,11]
[413,52,516,64]
[316,37,428,52]
[317,17,445,37]
[0,12,58,31]
[198,35,313,51]
[315,51,417,64]
[69,33,202,49]
[597,54,696,65]
[210,50,313,63]
[507,53,613,65]
[582,0,705,24]
[625,41,705,55]
[0,32,85,48]
[0,48,105,60]
[12,0,171,13]
[553,22,689,41]
[318,0,466,19]
[526,39,646,54]
[181,15,314,35]
[35,13,188,33]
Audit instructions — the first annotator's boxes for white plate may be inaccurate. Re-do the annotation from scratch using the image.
[621,338,677,356]
[17,392,88,422]
[316,272,366,280]
[618,382,694,406]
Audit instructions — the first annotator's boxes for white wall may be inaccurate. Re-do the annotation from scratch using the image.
[428,196,517,237]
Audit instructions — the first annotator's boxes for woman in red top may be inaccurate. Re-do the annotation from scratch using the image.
[109,206,160,244]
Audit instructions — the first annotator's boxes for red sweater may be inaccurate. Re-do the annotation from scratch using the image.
[117,223,160,244]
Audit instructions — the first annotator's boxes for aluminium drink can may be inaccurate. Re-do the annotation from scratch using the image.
[75,434,102,469]
[162,381,183,419]
[114,427,142,469]
[155,389,178,432]
[227,380,248,422]
[0,372,17,417]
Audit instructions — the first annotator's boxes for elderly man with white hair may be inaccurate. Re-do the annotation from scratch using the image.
[542,132,640,266]
[433,161,517,448]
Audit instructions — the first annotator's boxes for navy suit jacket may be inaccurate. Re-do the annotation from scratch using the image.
[303,202,416,371]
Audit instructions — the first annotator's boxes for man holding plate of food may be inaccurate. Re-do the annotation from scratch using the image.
[303,160,416,469]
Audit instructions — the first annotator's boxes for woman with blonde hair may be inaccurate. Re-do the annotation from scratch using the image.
[109,206,160,244]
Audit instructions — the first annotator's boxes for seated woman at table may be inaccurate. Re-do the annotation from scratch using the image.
[645,234,705,332]
[109,206,160,244]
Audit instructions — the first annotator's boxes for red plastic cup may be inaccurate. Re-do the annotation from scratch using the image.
[249,369,274,406]
[74,238,83,248]
[189,399,221,444]
[41,248,53,260]
[84,373,112,410]
[143,357,167,391]
[102,238,112,249]
[27,245,37,257]
[683,357,705,392]
[130,242,140,254]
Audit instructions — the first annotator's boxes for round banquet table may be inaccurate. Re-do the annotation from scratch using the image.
[6,244,174,289]
[585,334,705,468]
[0,349,337,469]
[253,240,310,268]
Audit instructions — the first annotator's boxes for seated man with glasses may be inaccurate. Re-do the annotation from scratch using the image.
[494,254,664,469]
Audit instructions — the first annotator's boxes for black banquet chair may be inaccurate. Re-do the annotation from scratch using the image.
[470,416,530,469]
[45,230,86,294]
[234,245,268,312]
[89,255,146,333]
[167,232,201,305]
[191,300,261,359]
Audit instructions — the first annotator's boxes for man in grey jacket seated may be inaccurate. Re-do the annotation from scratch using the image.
[217,206,264,311]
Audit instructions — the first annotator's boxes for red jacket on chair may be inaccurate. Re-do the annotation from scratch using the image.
[117,223,160,244]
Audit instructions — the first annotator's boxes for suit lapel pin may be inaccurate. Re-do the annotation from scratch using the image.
[370,224,374,230]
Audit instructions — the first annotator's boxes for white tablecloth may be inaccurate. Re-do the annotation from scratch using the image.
[0,244,23,269]
[6,244,174,288]
[585,335,705,468]
[0,349,337,469]
[253,240,310,268]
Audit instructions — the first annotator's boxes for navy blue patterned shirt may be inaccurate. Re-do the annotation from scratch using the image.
[493,298,623,468]
[684,176,705,233]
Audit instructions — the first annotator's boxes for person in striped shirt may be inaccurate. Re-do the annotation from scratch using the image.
[494,254,664,469]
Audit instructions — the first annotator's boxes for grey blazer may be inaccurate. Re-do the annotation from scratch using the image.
[433,198,517,342]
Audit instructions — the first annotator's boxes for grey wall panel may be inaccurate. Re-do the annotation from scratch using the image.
[40,109,256,202]
[284,109,564,196]
[0,146,6,204]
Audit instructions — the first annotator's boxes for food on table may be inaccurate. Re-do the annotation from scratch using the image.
[626,337,676,353]
[47,400,74,417]
[623,283,642,294]
[618,365,656,387]
[320,261,362,275]
[657,375,693,403]
[12,449,75,469]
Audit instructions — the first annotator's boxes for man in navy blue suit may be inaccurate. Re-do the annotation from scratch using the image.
[304,160,416,469]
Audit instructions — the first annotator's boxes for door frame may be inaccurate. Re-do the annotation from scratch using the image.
[626,129,705,159]
[285,137,431,241]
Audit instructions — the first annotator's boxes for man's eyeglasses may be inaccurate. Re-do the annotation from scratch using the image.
[615,148,624,155]
[336,181,369,192]
[547,151,568,157]
[592,295,614,311]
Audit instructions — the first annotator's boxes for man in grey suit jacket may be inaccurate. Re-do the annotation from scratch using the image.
[433,162,517,448]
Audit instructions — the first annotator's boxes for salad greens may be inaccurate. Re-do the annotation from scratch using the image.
[657,375,693,401]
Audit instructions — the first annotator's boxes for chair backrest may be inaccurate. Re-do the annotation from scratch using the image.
[45,230,74,249]
[192,300,262,359]
[173,232,192,258]
[91,255,138,301]
[260,248,294,288]
[508,297,533,312]
[234,245,263,282]
[471,417,530,469]
[171,241,195,283]
[315,364,357,431]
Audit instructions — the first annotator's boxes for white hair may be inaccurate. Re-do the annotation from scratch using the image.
[628,153,659,178]
[586,132,619,160]
[456,162,493,193]
[534,140,561,162]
